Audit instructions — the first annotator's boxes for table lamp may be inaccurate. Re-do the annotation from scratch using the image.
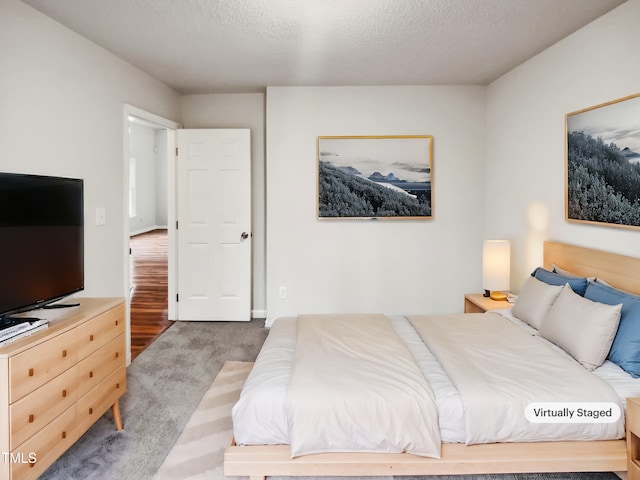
[482,240,510,301]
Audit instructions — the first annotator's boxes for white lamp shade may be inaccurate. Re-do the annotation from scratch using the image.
[482,240,510,292]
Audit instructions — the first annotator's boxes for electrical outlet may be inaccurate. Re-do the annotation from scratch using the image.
[279,286,287,299]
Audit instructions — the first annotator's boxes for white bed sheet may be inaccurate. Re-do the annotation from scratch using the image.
[232,311,640,446]
[231,316,295,446]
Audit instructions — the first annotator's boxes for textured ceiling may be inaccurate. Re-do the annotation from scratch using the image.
[22,0,627,94]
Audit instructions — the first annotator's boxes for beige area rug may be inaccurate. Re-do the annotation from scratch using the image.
[153,360,253,480]
[154,360,390,480]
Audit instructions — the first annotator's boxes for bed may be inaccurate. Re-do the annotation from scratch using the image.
[225,241,640,479]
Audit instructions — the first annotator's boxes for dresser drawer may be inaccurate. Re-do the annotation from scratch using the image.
[9,329,78,403]
[77,334,125,397]
[77,303,125,360]
[10,365,78,450]
[10,405,77,480]
[77,365,126,437]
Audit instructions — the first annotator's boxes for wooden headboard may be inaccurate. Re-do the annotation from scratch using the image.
[543,241,640,296]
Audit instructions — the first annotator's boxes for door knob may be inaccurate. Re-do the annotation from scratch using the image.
[241,232,249,240]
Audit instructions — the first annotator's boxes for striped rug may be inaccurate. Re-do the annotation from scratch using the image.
[154,360,619,480]
[153,361,253,480]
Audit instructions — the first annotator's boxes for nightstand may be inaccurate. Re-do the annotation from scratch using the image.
[627,398,640,479]
[464,293,514,313]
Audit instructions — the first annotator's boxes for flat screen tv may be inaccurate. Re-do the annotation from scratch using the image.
[0,172,84,320]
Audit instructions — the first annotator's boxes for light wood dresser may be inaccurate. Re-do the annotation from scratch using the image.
[0,298,126,480]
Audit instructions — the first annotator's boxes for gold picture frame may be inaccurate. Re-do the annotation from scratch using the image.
[565,93,640,230]
[317,135,433,220]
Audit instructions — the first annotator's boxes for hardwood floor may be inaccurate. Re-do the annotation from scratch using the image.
[130,229,173,361]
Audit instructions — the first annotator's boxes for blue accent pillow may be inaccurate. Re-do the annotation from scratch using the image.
[531,267,589,296]
[584,281,640,378]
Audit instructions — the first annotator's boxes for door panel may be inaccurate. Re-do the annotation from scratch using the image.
[177,129,251,321]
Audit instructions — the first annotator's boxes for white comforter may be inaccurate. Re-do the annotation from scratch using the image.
[286,314,440,457]
[408,313,625,444]
[232,312,633,452]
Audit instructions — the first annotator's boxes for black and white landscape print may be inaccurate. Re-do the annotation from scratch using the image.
[566,95,640,229]
[317,136,432,219]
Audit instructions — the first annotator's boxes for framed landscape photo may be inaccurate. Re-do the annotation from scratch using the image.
[317,135,433,219]
[566,93,640,230]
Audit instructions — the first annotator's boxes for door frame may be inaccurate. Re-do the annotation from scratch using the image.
[122,105,180,362]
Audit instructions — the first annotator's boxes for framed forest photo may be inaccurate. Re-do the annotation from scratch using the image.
[566,94,640,230]
[317,135,433,219]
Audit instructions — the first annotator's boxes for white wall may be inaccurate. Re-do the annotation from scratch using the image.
[486,0,640,291]
[180,93,267,317]
[128,123,169,234]
[0,0,180,301]
[155,129,168,226]
[129,123,157,233]
[265,86,486,324]
[7,0,636,324]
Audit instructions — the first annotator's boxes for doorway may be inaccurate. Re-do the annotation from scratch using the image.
[128,118,171,359]
[122,108,253,360]
[123,105,179,363]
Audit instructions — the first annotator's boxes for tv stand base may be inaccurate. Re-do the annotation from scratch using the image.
[43,302,81,309]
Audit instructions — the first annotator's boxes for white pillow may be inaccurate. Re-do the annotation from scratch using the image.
[511,276,563,329]
[539,284,622,371]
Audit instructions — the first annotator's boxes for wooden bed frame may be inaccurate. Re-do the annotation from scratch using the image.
[225,241,640,479]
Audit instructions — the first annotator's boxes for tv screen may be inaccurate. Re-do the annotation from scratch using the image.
[0,172,84,318]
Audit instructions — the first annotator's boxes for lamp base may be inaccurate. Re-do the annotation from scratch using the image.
[489,291,508,301]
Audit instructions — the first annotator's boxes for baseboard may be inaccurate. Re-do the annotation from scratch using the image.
[130,225,168,236]
[251,309,267,319]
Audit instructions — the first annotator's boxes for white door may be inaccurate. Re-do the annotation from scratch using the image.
[176,129,251,321]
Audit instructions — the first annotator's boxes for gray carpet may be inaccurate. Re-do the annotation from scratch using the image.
[39,318,622,480]
[40,319,269,480]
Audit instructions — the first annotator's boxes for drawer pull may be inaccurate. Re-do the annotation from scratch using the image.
[89,371,94,378]
[28,368,34,377]
[115,352,119,358]
[90,334,94,341]
[115,320,119,326]
[62,431,67,439]
[116,382,121,389]
[89,408,93,415]
[29,414,34,423]
[62,349,67,358]
[62,389,67,398]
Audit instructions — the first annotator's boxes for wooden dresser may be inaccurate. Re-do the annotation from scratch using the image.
[0,298,126,480]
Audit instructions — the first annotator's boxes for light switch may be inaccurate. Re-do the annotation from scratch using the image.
[96,208,106,226]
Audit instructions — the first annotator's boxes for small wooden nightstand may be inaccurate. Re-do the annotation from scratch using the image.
[628,398,640,479]
[464,293,514,313]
